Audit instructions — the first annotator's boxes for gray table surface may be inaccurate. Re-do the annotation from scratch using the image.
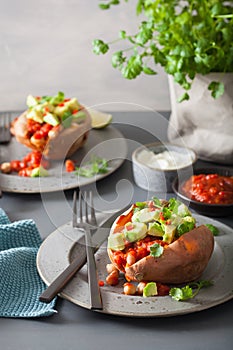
[0,111,232,350]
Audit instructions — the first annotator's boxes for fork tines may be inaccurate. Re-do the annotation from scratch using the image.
[73,190,102,310]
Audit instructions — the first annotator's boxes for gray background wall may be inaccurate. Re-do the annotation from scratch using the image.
[0,0,170,112]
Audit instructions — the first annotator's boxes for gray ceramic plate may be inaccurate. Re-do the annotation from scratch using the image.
[37,214,233,317]
[0,126,127,193]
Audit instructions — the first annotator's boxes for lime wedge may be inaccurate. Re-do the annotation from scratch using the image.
[88,108,112,129]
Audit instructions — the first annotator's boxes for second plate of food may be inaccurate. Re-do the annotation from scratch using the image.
[0,122,127,193]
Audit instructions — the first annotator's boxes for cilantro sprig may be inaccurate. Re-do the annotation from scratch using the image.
[169,280,213,301]
[205,224,219,236]
[75,156,109,178]
[149,243,164,258]
[93,0,233,100]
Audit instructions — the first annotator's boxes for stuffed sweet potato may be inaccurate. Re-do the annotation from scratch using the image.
[107,198,214,284]
[10,92,91,160]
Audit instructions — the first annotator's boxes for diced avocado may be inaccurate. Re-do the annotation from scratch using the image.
[43,113,60,126]
[163,224,176,244]
[176,216,195,237]
[41,101,55,113]
[132,208,160,223]
[177,203,190,217]
[143,282,158,297]
[170,213,182,226]
[27,109,44,123]
[124,222,147,243]
[108,232,125,251]
[65,97,80,111]
[54,104,70,118]
[49,91,65,105]
[31,166,49,177]
[26,95,39,108]
[148,222,164,237]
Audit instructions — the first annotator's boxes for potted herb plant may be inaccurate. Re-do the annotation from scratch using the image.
[92,0,233,164]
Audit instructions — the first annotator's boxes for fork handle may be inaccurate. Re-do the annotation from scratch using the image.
[84,228,103,310]
[39,250,87,303]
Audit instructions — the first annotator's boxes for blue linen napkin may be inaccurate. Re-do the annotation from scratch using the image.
[0,208,57,318]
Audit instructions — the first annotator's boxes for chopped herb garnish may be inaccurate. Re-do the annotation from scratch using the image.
[152,197,162,208]
[75,156,109,178]
[169,280,213,301]
[149,243,164,258]
[205,224,219,236]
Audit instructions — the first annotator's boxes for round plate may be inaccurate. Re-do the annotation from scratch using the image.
[37,214,233,317]
[172,167,233,217]
[0,126,127,193]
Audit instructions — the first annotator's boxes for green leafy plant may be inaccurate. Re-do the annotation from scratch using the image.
[92,0,233,101]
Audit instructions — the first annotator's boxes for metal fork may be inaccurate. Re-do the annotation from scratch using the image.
[39,190,102,309]
[0,112,11,144]
[75,190,102,310]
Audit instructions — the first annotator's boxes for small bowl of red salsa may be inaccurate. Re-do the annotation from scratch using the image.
[172,167,233,217]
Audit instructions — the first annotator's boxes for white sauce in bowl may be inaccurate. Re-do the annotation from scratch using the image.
[137,149,194,170]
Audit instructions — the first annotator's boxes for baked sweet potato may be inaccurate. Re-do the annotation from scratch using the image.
[107,198,214,284]
[10,93,92,160]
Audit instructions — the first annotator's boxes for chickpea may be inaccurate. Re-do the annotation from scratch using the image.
[126,252,136,266]
[123,282,136,295]
[106,263,118,275]
[136,281,147,295]
[0,162,12,174]
[106,270,119,286]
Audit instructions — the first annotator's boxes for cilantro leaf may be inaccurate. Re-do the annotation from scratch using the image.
[92,39,109,55]
[75,156,109,178]
[205,224,219,236]
[208,81,225,99]
[152,197,162,208]
[150,243,164,258]
[169,280,213,301]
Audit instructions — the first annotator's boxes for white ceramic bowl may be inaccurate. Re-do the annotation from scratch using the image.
[132,142,197,193]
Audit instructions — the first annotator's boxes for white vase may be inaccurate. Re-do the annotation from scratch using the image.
[167,73,233,164]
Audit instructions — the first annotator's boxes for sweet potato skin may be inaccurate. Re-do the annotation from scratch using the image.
[108,225,214,284]
[11,110,91,160]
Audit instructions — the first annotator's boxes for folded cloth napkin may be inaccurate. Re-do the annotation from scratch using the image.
[0,208,57,318]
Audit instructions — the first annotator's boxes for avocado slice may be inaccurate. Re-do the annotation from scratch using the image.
[132,208,160,223]
[148,222,164,237]
[31,166,49,177]
[124,222,147,243]
[54,104,70,117]
[108,232,125,251]
[65,97,80,111]
[143,282,158,297]
[43,112,60,126]
[27,109,44,123]
[26,95,39,108]
[163,224,176,243]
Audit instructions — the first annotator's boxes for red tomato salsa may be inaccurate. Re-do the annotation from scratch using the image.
[181,173,233,205]
[111,236,168,272]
